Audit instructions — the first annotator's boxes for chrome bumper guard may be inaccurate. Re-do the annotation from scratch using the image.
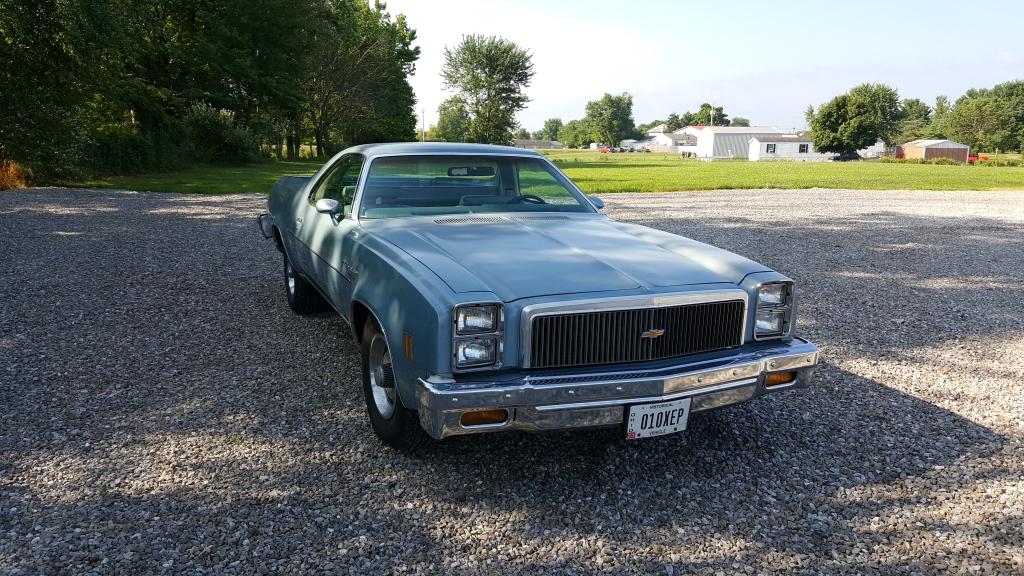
[415,338,819,439]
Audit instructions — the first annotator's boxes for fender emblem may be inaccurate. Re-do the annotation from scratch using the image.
[640,328,666,339]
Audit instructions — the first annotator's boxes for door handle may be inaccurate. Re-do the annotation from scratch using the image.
[296,217,303,224]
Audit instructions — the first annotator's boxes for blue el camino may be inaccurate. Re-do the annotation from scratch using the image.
[257,142,819,450]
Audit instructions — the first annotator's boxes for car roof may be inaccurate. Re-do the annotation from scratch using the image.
[342,142,544,158]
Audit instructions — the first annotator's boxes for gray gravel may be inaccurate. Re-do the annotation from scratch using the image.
[2,187,1023,575]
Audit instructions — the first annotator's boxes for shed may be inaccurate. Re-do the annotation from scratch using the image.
[900,139,969,162]
[748,135,834,162]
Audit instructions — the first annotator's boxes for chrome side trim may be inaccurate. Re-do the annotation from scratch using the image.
[519,289,749,368]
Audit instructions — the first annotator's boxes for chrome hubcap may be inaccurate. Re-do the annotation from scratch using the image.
[368,334,396,418]
[285,261,296,294]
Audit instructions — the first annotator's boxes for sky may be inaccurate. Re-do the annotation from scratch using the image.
[384,0,1024,134]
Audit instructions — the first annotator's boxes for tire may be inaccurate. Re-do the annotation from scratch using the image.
[283,252,327,315]
[361,318,428,451]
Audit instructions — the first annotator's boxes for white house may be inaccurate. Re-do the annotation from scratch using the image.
[677,126,782,160]
[748,135,833,162]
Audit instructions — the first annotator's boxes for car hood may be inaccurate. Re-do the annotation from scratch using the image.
[366,215,769,302]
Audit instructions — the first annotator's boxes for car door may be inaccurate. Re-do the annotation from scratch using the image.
[298,153,365,317]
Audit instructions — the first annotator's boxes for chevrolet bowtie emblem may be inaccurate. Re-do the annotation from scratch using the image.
[640,328,666,339]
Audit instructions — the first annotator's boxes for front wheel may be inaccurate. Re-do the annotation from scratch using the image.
[283,253,327,315]
[361,319,428,451]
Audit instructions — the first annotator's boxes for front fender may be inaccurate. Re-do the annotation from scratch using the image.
[350,235,456,410]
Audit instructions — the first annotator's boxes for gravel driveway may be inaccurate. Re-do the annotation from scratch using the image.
[2,187,1022,575]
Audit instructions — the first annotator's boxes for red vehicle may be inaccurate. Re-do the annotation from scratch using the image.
[967,153,987,164]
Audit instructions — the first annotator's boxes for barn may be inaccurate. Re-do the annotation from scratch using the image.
[677,126,783,160]
[900,139,970,163]
[748,135,834,162]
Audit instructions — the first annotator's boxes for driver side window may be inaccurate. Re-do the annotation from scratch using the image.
[311,154,365,214]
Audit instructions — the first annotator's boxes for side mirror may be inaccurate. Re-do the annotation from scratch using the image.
[588,196,605,210]
[315,198,342,217]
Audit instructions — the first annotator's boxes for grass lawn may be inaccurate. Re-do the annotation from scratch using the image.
[64,160,321,195]
[62,150,1024,195]
[542,151,1024,193]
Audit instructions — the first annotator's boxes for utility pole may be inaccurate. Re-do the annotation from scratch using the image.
[420,108,425,142]
[709,101,714,127]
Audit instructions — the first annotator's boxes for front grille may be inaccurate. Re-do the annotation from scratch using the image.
[528,300,745,369]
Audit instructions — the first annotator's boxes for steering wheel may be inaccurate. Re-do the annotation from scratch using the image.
[515,194,547,204]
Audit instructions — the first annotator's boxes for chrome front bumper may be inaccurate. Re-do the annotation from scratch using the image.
[415,338,820,439]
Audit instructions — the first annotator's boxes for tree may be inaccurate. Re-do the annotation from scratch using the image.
[304,1,420,157]
[557,119,588,148]
[810,94,879,157]
[730,116,751,127]
[896,98,931,143]
[946,96,1016,152]
[513,127,530,139]
[810,83,903,155]
[694,103,728,126]
[583,93,635,146]
[441,34,534,145]
[435,97,470,142]
[539,117,563,141]
[665,113,683,132]
[804,105,816,127]
[848,83,903,145]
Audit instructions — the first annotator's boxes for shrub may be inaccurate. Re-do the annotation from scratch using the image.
[90,123,151,174]
[977,157,1022,167]
[931,157,960,165]
[0,160,30,189]
[181,103,261,164]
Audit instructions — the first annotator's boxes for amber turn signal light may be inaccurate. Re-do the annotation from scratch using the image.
[765,371,798,387]
[460,409,508,427]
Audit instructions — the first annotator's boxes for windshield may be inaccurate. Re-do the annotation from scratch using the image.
[358,155,594,219]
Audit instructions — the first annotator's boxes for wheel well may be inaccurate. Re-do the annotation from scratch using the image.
[352,301,371,343]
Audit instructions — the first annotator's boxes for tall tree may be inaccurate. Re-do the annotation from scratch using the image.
[557,119,588,148]
[665,113,683,132]
[946,96,1016,151]
[730,116,751,127]
[810,94,879,157]
[539,117,563,141]
[848,83,903,145]
[583,93,635,146]
[305,1,419,157]
[694,103,728,126]
[810,83,903,155]
[896,98,931,143]
[513,127,530,139]
[435,97,470,142]
[441,34,534,145]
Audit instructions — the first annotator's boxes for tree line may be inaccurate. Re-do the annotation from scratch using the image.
[808,81,1024,156]
[0,0,419,177]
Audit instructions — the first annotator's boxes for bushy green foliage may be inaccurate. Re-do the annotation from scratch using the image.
[441,35,534,145]
[180,104,261,164]
[1,0,420,178]
[584,93,636,146]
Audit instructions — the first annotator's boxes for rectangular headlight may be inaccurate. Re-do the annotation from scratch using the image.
[754,281,793,340]
[455,338,497,367]
[456,305,498,335]
[757,283,788,307]
[755,308,786,336]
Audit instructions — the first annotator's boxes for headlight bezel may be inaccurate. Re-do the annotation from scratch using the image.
[452,303,504,371]
[753,280,794,340]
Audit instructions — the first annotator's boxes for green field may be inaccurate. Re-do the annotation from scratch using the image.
[63,150,1024,195]
[543,151,1024,193]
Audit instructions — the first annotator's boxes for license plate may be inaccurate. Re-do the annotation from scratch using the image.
[625,397,691,440]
